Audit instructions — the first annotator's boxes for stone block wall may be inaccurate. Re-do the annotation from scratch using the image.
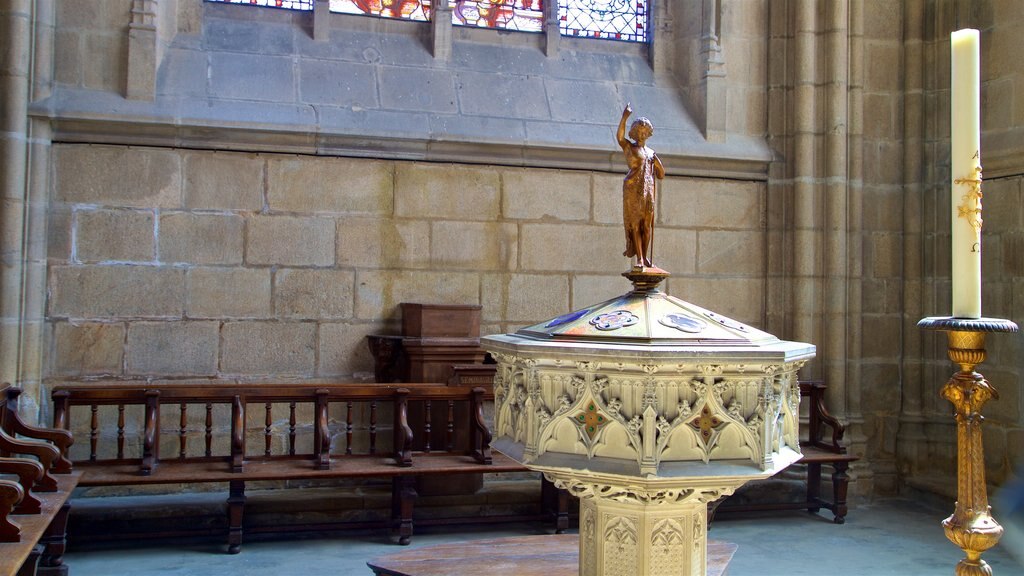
[47,143,767,384]
[897,0,1024,497]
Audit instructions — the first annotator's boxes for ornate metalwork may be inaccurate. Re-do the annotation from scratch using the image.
[688,404,723,444]
[955,164,984,235]
[575,401,608,440]
[590,310,639,331]
[918,316,1019,576]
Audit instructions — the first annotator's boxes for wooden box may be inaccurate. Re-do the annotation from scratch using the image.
[400,303,481,339]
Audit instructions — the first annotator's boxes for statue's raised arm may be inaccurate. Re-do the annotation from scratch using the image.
[617,104,664,272]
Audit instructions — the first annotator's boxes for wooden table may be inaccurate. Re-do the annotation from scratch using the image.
[367,534,737,576]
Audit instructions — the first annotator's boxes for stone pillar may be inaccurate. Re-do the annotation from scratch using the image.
[431,2,453,61]
[844,0,870,493]
[126,0,158,100]
[790,0,822,358]
[823,0,850,432]
[543,0,559,57]
[699,0,725,142]
[895,0,930,497]
[0,0,54,412]
[313,0,330,41]
[548,474,743,576]
[647,0,673,77]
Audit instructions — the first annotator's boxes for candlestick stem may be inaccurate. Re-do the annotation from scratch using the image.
[919,316,1018,576]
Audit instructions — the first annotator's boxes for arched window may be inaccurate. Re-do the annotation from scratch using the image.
[207,0,648,42]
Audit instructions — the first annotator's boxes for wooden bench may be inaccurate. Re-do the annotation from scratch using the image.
[712,380,860,524]
[0,386,80,576]
[51,382,562,553]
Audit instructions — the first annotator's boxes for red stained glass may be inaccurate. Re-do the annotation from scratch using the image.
[208,0,314,9]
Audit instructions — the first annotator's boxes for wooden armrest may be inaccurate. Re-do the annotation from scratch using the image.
[314,390,329,471]
[0,430,58,492]
[393,389,413,467]
[3,407,73,474]
[0,478,24,542]
[799,380,847,453]
[0,457,43,514]
[470,387,492,464]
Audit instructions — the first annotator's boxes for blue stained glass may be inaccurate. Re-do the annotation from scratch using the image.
[559,0,648,42]
[208,0,314,10]
[545,309,590,328]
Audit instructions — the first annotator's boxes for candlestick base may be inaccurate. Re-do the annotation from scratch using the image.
[918,315,1018,576]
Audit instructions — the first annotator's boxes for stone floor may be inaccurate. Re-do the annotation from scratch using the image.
[63,497,1023,576]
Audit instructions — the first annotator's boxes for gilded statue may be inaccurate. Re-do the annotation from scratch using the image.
[617,103,665,271]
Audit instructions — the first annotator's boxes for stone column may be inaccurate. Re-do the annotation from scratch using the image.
[126,0,158,100]
[547,473,745,576]
[790,0,822,359]
[647,0,674,77]
[313,0,330,41]
[543,0,559,56]
[431,2,453,61]
[0,0,54,411]
[897,0,927,493]
[823,0,852,437]
[698,0,725,142]
[844,0,870,493]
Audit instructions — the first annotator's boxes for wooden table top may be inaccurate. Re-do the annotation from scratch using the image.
[367,534,737,576]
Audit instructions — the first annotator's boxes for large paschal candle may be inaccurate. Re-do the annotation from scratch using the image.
[950,29,982,319]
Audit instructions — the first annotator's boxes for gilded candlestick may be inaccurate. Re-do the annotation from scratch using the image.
[918,316,1018,576]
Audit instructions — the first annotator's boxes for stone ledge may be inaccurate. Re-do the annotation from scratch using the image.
[32,88,771,180]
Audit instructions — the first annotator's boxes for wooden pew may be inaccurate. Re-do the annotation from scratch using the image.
[51,382,562,553]
[712,380,860,524]
[0,386,80,576]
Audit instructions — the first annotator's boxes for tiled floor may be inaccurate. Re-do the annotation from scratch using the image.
[63,498,1023,576]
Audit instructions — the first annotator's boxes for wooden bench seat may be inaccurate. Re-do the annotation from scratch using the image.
[0,386,80,576]
[51,382,563,553]
[712,380,860,524]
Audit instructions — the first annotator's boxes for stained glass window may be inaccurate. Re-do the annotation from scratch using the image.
[329,0,430,22]
[559,0,647,42]
[329,0,543,31]
[450,0,543,32]
[207,0,649,42]
[208,0,314,10]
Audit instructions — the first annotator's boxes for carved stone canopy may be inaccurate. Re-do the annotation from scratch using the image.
[483,283,815,480]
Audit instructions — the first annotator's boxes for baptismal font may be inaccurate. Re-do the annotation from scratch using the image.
[482,105,816,576]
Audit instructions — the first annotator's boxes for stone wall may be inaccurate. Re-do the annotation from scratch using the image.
[47,144,767,384]
[898,0,1024,496]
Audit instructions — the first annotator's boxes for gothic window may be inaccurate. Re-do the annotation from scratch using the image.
[207,0,647,42]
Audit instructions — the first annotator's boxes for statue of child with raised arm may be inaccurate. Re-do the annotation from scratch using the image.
[617,103,665,271]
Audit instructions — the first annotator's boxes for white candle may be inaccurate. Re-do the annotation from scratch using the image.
[951,29,982,319]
